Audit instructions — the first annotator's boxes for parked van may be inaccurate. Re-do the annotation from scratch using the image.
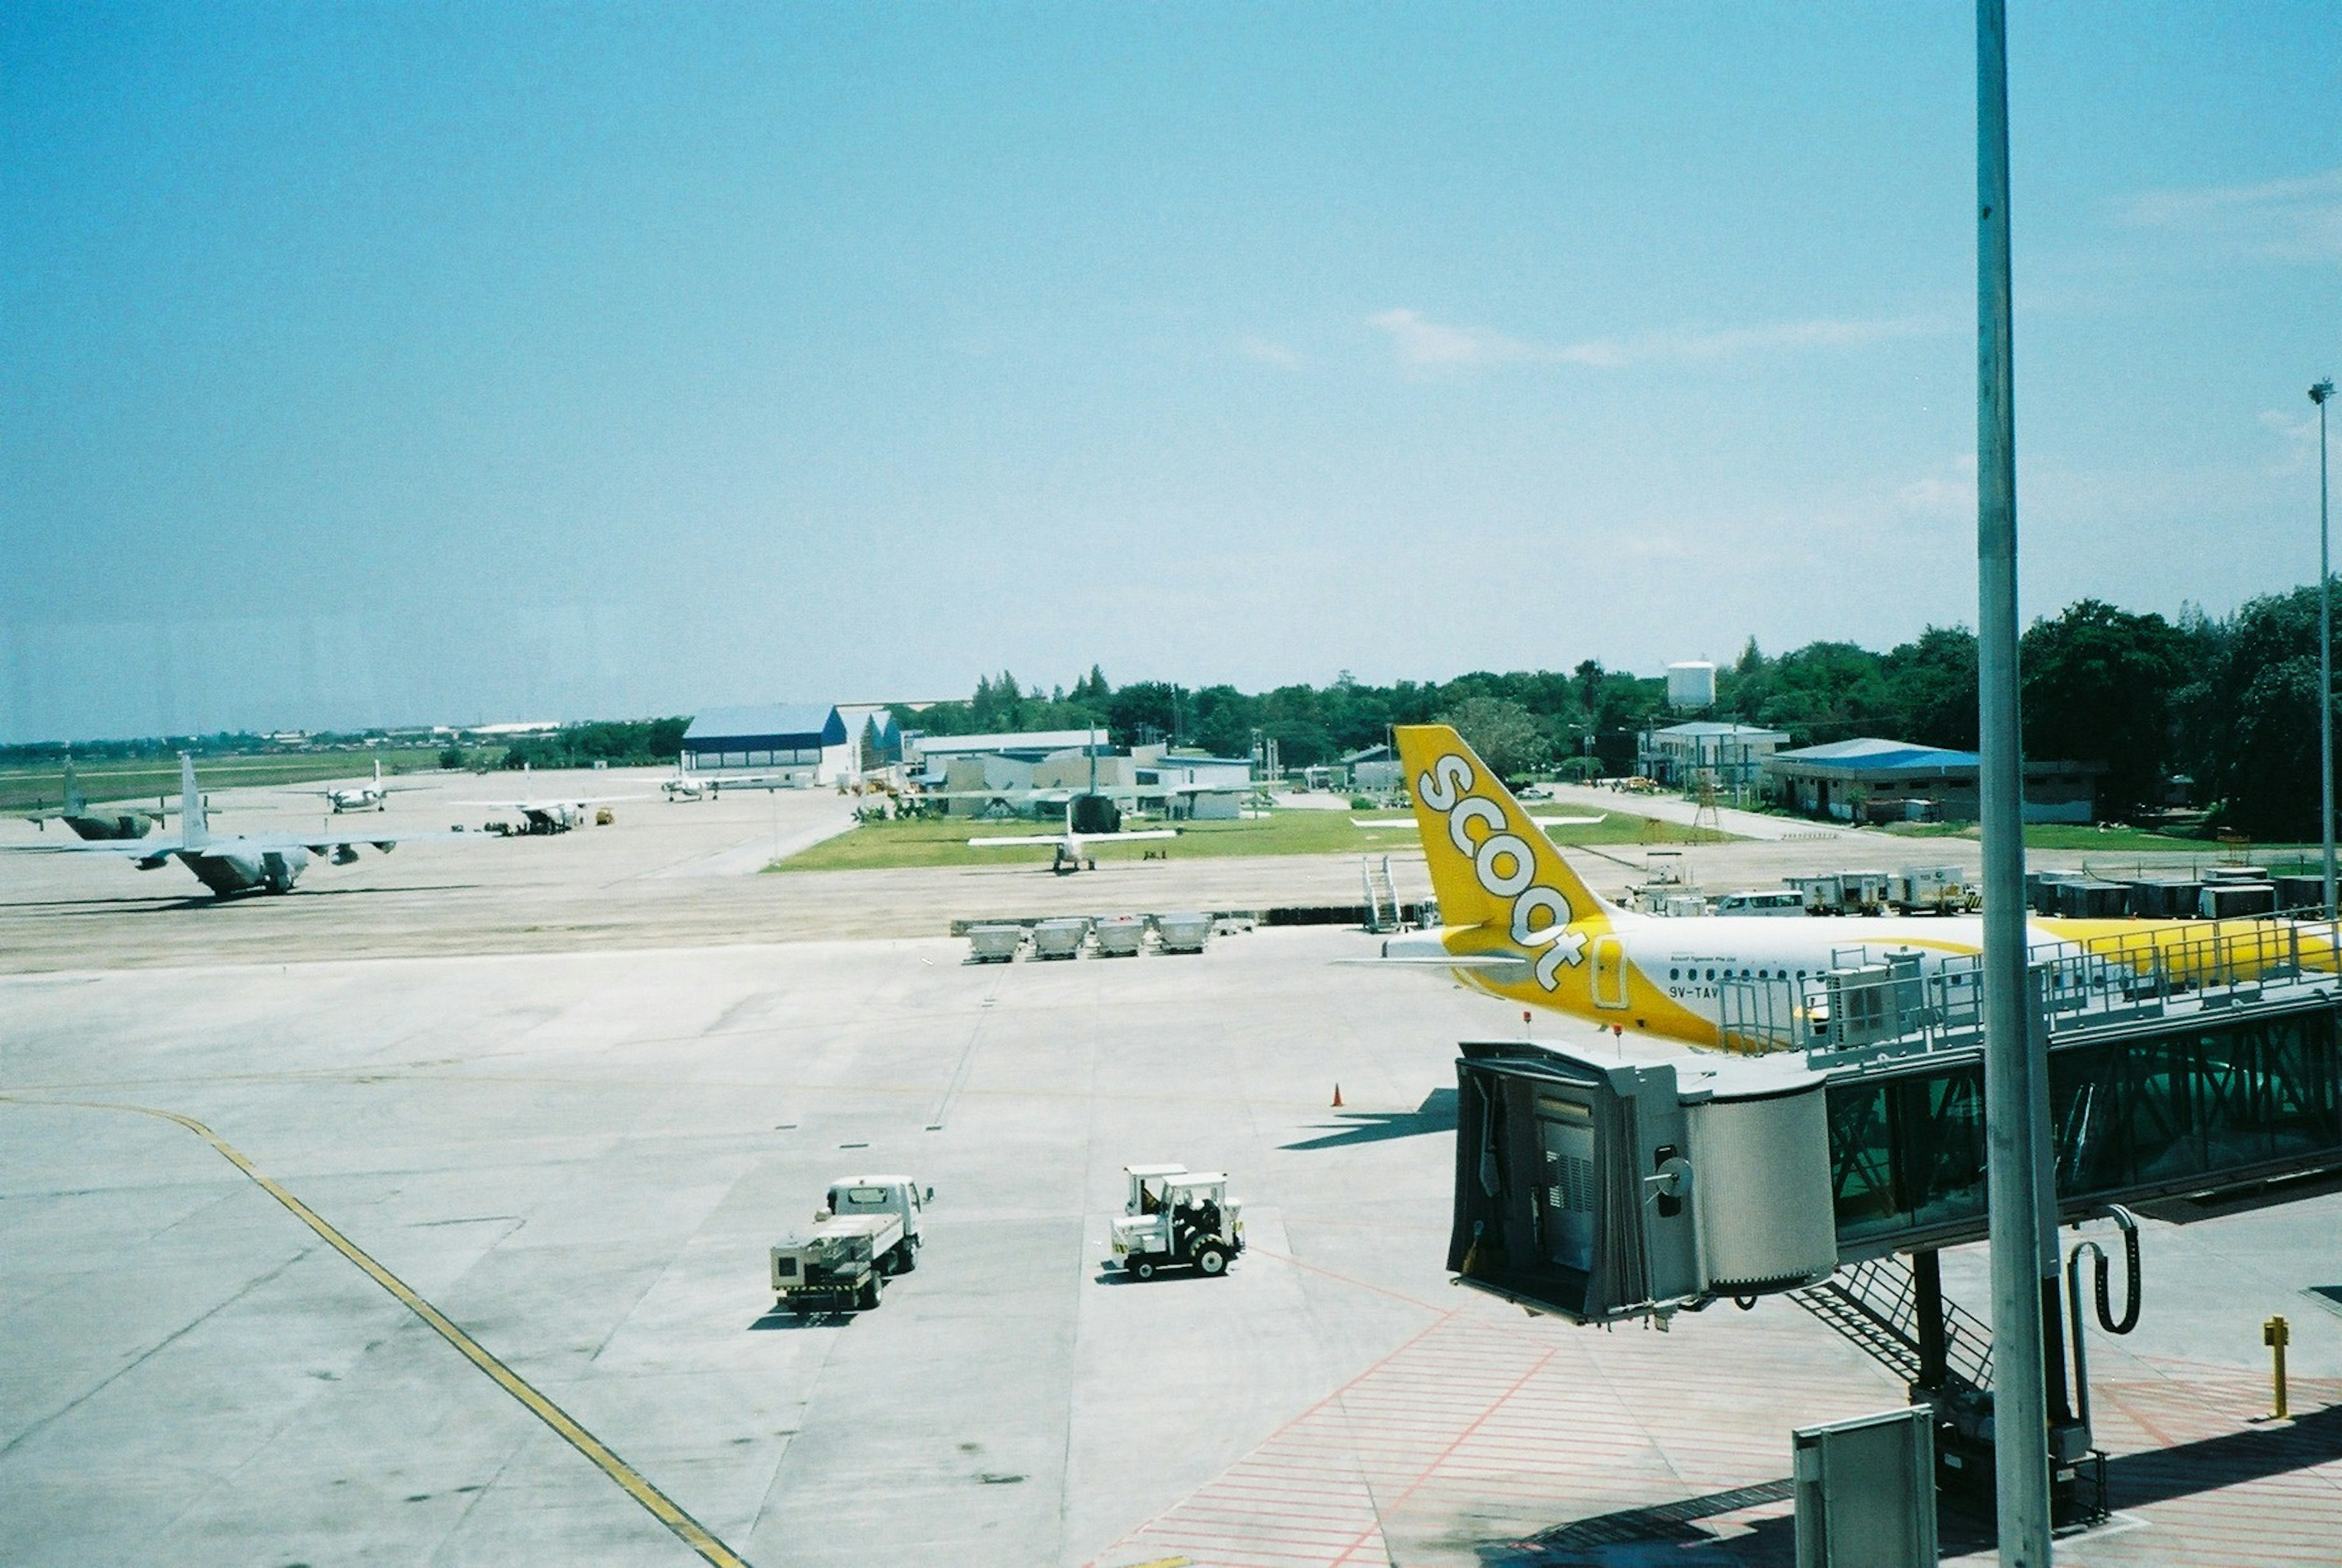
[1711,890,1805,917]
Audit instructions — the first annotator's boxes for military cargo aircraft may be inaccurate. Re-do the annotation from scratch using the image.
[22,754,449,896]
[22,756,172,840]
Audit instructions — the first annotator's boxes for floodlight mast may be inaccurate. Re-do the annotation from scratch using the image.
[2314,378,2335,921]
[1977,4,2055,1564]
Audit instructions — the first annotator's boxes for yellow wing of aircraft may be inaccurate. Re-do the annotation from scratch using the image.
[1384,724,2339,1051]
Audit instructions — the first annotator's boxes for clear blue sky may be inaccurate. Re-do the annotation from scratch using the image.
[3,3,2334,740]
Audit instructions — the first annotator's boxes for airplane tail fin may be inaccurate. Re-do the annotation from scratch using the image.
[1392,725,1617,940]
[180,753,209,847]
[63,754,84,814]
[373,757,382,784]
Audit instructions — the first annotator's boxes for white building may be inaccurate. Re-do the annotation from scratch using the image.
[1638,721,1790,796]
[1135,746,1253,820]
[906,729,1104,786]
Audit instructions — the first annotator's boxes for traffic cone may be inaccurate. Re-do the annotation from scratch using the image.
[1331,1083,1344,1108]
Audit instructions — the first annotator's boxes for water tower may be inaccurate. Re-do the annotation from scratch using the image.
[1667,660,1717,711]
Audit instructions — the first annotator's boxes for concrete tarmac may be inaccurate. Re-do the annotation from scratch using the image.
[4,770,2338,1565]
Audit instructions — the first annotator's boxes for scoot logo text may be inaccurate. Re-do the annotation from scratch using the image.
[1417,753,1587,989]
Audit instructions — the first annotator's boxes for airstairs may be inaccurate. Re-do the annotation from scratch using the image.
[1361,856,1403,933]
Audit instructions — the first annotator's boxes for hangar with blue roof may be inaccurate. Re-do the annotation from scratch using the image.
[1763,736,2103,824]
[680,704,897,787]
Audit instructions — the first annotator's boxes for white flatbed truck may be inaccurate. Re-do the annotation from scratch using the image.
[770,1175,928,1314]
[1110,1164,1244,1280]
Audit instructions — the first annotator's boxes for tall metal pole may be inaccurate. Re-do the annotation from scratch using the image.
[2314,379,2335,920]
[1977,4,2054,1563]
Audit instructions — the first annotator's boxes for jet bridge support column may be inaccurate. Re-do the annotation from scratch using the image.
[1913,1250,1948,1394]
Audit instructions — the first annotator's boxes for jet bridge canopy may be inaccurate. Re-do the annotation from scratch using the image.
[1450,1045,1839,1325]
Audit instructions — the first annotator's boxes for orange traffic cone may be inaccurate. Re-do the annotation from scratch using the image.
[1331,1083,1344,1108]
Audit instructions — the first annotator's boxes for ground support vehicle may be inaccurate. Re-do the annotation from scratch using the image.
[1110,1164,1244,1280]
[770,1176,927,1313]
[1094,915,1145,956]
[1710,890,1804,917]
[966,925,1023,962]
[1153,912,1212,953]
[770,1215,896,1312]
[1891,864,1972,914]
[1033,918,1089,959]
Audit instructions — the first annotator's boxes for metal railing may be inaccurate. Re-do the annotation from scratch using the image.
[1713,914,2342,1059]
[1790,1255,1995,1393]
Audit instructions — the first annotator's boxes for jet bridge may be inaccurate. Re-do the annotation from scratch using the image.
[1450,962,2342,1326]
[1453,965,2342,1519]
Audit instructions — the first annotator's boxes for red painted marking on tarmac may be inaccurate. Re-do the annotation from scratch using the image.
[1323,1343,1561,1566]
[1101,1306,2342,1568]
[1243,1245,1451,1314]
[1085,1309,1462,1567]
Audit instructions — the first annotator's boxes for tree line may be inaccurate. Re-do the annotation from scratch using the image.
[901,582,2340,837]
[497,717,692,771]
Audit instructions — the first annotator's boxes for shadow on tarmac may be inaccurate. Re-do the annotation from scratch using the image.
[1280,1087,1455,1151]
[748,1308,857,1331]
[1472,1402,2342,1564]
[4,884,484,915]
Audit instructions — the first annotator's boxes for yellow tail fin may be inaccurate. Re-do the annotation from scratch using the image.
[1393,726,1616,976]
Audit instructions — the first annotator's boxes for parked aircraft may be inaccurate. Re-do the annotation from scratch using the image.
[24,756,170,840]
[1381,724,2338,1051]
[968,800,1178,875]
[459,765,641,834]
[662,776,709,801]
[292,758,422,813]
[24,754,449,896]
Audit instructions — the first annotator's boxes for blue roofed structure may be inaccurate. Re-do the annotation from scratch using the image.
[1772,737,1980,775]
[681,704,867,784]
[1764,736,2103,825]
[685,704,845,751]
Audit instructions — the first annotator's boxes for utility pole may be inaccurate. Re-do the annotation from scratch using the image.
[2313,378,2335,920]
[1977,4,2055,1563]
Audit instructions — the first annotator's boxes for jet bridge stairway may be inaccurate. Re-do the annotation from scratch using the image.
[1789,1255,1994,1396]
[1788,1243,2127,1522]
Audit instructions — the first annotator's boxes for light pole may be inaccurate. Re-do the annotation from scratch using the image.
[2315,378,2335,922]
[1978,5,2055,1561]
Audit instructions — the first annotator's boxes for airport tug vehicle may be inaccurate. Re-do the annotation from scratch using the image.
[1111,1164,1244,1281]
[770,1176,928,1314]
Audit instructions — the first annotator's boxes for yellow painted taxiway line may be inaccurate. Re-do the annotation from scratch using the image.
[2,1095,751,1568]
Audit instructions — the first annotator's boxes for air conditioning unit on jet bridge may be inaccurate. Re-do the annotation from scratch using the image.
[1449,1040,1840,1325]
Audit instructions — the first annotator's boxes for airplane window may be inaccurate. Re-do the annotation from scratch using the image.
[1669,968,1679,980]
[1705,969,1716,981]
